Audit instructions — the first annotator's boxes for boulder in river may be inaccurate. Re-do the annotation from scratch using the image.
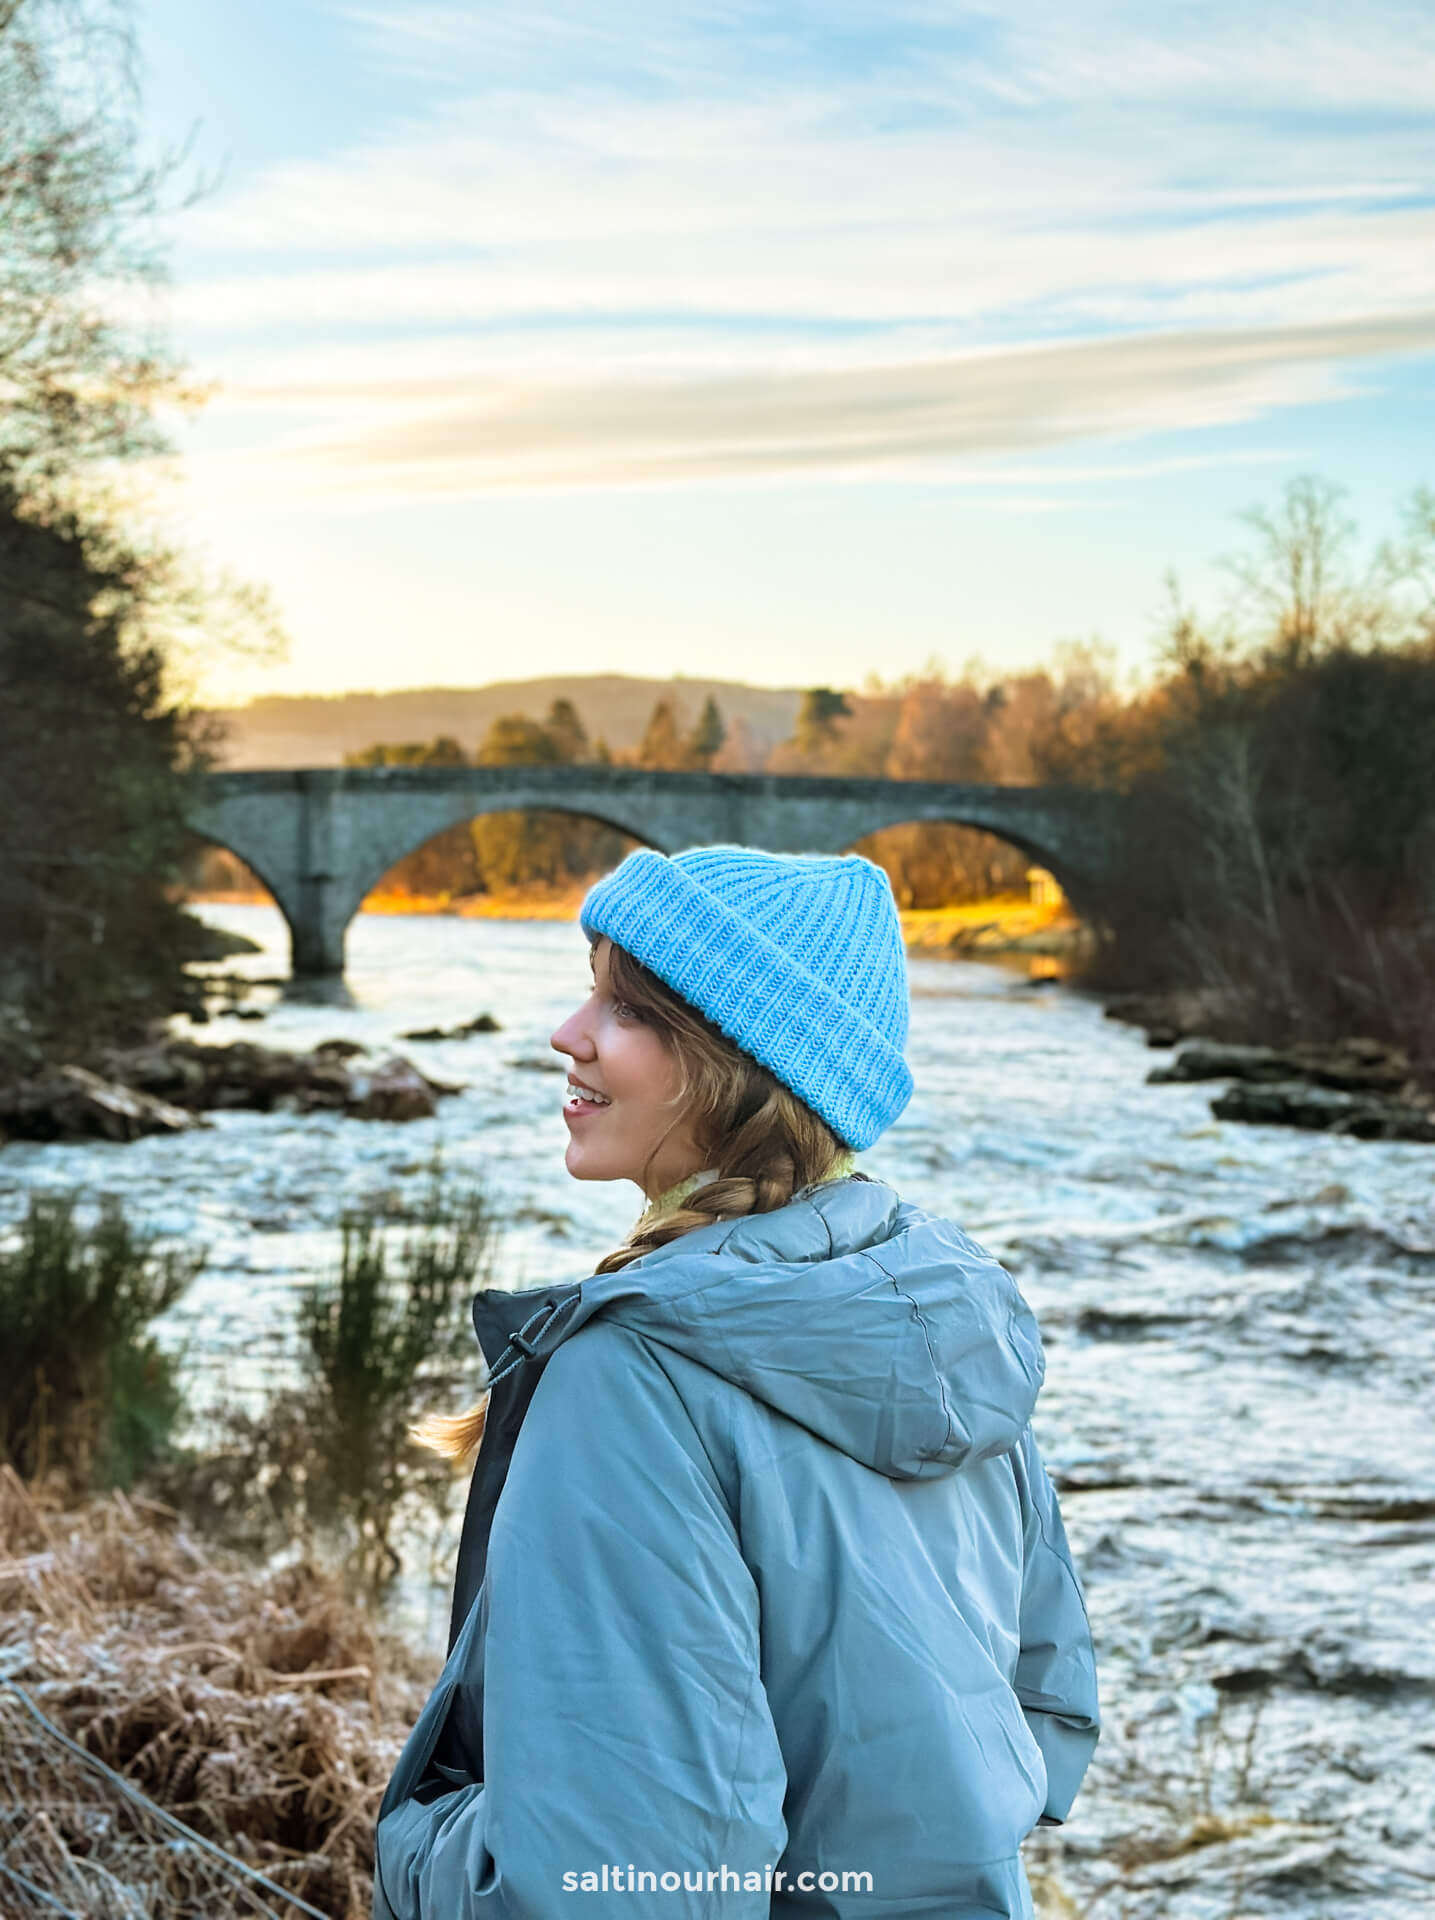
[83,1037,463,1124]
[343,1055,448,1122]
[1146,1034,1433,1140]
[0,1065,205,1143]
[1286,1036,1415,1094]
[104,1037,330,1112]
[1151,1037,1414,1094]
[1149,1042,1300,1086]
[398,1012,502,1042]
[1210,1081,1435,1142]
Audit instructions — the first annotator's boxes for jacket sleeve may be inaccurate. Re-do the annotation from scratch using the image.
[1010,1427,1101,1824]
[374,1320,789,1917]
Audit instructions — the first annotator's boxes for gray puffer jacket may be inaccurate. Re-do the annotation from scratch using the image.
[374,1174,1099,1918]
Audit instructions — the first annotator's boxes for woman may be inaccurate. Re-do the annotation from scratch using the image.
[374,844,1099,1918]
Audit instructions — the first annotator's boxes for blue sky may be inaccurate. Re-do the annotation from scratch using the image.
[132,0,1435,702]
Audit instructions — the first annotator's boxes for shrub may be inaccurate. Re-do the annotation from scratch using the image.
[1062,640,1435,1079]
[0,1191,202,1488]
[175,1170,496,1592]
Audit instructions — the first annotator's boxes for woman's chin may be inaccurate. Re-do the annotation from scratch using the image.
[564,1140,613,1182]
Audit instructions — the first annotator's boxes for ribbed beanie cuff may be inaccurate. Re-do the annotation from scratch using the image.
[579,845,913,1152]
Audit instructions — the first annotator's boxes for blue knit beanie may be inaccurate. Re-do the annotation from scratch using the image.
[578,845,913,1151]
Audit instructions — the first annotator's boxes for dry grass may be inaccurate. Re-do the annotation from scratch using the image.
[0,1467,439,1919]
[2,1467,1336,1920]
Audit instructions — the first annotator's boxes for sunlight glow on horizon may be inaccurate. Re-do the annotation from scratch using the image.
[133,0,1435,704]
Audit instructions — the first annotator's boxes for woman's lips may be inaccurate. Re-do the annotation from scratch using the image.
[564,1084,611,1122]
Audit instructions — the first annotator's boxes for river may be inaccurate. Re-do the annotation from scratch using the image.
[3,904,1432,1918]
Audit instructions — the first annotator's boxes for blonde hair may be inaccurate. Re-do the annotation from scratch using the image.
[413,937,850,1467]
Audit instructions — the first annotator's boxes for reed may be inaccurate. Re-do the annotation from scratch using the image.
[0,1192,203,1491]
[170,1166,496,1593]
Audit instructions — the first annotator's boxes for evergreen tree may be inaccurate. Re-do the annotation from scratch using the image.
[0,482,210,1055]
[1,1,277,1059]
[545,697,589,764]
[636,697,689,770]
[477,715,561,766]
[688,695,726,768]
[792,687,852,757]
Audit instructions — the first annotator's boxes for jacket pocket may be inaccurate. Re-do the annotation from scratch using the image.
[376,1676,460,1825]
[377,1583,488,1824]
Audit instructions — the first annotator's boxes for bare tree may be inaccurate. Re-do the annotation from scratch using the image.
[0,0,206,493]
[1381,485,1435,648]
[1223,474,1390,662]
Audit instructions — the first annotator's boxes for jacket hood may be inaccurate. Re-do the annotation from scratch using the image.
[475,1176,1044,1481]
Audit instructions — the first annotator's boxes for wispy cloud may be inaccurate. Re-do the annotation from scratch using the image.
[178,312,1435,501]
[172,195,1435,342]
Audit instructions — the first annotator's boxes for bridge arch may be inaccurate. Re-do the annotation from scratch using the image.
[837,802,1095,918]
[180,827,282,908]
[351,795,657,913]
[358,800,648,914]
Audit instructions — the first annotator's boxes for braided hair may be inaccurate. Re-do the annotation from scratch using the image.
[414,937,849,1465]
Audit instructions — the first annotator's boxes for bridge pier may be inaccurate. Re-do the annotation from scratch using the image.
[281,774,360,976]
[282,882,350,977]
[187,766,1123,980]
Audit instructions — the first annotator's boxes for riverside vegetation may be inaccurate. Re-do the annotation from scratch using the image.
[0,0,279,1088]
[0,1168,493,1917]
[0,1166,494,1582]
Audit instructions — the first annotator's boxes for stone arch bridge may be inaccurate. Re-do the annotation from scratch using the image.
[189,765,1123,977]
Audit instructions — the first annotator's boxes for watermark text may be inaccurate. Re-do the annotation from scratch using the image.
[561,1863,874,1896]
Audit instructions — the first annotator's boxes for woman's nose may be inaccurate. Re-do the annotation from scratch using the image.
[550,1004,595,1059]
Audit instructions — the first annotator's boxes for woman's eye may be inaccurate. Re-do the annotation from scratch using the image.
[613,999,642,1021]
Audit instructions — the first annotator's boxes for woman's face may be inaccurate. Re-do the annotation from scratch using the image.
[549,937,706,1199]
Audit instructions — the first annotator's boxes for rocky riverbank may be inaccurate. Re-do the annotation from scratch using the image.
[0,1037,464,1144]
[1106,994,1435,1143]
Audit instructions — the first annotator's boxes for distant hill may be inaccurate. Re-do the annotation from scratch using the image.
[205,674,806,770]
